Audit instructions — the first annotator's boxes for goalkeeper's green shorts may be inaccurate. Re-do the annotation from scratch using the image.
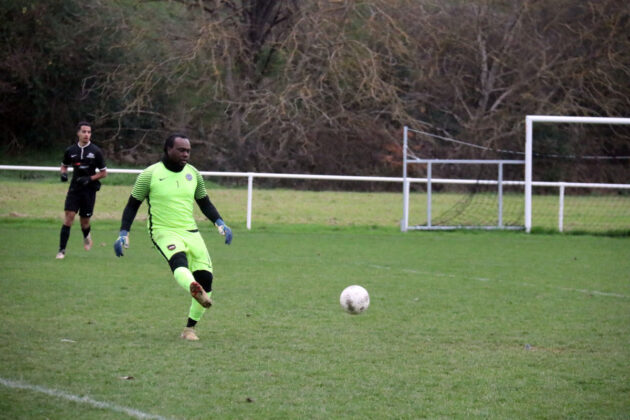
[152,229,213,273]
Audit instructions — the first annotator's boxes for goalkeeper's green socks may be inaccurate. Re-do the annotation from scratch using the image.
[188,293,211,322]
[173,267,195,290]
[174,267,212,317]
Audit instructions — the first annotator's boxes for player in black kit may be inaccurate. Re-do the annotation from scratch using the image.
[56,122,107,259]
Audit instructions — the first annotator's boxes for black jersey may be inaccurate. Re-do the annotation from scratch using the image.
[62,142,107,191]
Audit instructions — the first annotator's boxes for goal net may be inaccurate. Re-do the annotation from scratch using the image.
[402,116,630,234]
[401,127,526,231]
[525,116,630,234]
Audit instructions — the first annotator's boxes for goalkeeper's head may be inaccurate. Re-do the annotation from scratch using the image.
[163,133,191,169]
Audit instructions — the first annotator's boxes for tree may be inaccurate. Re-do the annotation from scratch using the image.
[0,0,130,151]
[3,0,628,186]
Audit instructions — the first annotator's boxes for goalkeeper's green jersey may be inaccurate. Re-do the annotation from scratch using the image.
[131,162,208,231]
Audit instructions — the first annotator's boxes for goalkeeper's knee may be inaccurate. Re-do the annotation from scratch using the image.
[168,252,189,272]
[193,270,213,292]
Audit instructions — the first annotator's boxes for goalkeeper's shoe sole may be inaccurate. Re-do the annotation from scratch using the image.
[190,281,213,308]
[84,234,93,251]
[180,327,199,341]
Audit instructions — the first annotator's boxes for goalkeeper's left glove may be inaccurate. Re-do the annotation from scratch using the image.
[114,229,129,257]
[215,218,232,245]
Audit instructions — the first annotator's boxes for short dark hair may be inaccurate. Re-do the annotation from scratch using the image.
[164,133,189,153]
[76,121,92,131]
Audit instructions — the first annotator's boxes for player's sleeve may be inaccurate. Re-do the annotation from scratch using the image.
[120,196,142,231]
[193,168,207,200]
[193,168,221,223]
[95,147,107,171]
[130,167,153,201]
[61,148,71,166]
[121,168,151,231]
[196,196,221,224]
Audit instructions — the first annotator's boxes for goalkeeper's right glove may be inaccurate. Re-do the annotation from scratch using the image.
[60,173,68,182]
[114,230,129,257]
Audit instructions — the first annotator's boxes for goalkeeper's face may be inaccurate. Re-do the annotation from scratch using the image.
[167,137,191,168]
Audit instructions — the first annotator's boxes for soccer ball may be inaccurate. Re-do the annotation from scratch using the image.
[339,285,370,314]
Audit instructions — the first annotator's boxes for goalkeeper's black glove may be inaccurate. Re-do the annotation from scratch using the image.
[60,173,68,182]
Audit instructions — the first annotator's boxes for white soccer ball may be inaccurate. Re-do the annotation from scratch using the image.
[339,285,370,314]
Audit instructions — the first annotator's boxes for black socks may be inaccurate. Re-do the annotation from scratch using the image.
[59,225,71,251]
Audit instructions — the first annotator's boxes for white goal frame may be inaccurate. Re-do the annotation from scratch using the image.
[524,115,630,232]
[401,126,525,232]
[402,116,630,233]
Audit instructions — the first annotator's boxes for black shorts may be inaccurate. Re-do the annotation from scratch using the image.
[64,188,97,218]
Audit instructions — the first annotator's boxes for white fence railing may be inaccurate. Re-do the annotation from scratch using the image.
[1,165,628,231]
[0,165,418,230]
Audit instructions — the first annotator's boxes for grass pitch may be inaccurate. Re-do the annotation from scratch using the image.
[1,218,629,419]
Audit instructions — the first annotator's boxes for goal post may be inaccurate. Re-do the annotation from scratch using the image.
[525,115,630,233]
[401,127,526,232]
[402,116,630,233]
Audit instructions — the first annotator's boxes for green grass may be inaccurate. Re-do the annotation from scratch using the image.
[0,222,629,419]
[1,180,629,233]
[0,179,407,229]
[1,179,629,418]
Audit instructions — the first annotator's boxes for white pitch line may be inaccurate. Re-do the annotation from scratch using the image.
[519,282,629,298]
[558,287,627,298]
[369,265,628,298]
[370,264,490,282]
[0,377,172,420]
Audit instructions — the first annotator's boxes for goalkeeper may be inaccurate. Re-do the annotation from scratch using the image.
[114,133,232,341]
